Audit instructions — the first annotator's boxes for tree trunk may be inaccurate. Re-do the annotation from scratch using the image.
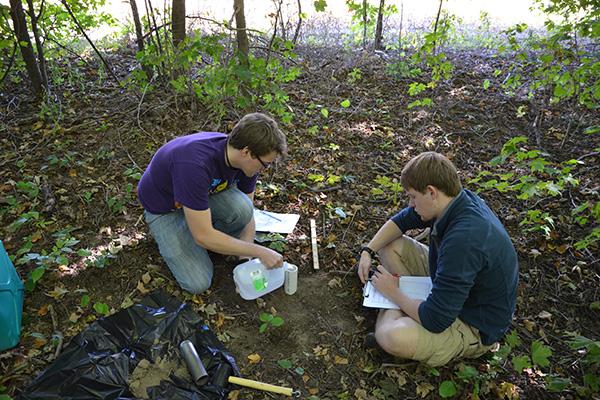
[171,0,185,48]
[25,0,48,88]
[362,0,367,49]
[374,0,385,50]
[398,0,403,49]
[233,0,249,69]
[292,0,302,44]
[432,0,443,54]
[9,0,43,96]
[129,0,145,52]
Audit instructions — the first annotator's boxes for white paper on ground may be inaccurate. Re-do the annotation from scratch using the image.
[253,209,300,234]
[362,276,433,309]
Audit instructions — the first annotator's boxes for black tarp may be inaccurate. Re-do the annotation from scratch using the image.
[19,291,239,400]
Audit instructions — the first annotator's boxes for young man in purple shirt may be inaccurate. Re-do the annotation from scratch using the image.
[138,113,287,294]
[358,152,518,366]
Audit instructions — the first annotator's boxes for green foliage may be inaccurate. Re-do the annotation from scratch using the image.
[347,68,362,84]
[18,229,80,292]
[258,312,284,333]
[135,34,300,123]
[438,380,457,398]
[93,302,110,316]
[371,175,403,204]
[470,136,597,250]
[403,12,456,109]
[495,0,600,109]
[314,0,327,12]
[345,1,387,45]
[277,359,293,369]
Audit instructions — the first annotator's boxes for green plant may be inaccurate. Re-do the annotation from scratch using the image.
[93,302,110,316]
[17,229,80,291]
[258,312,284,333]
[371,175,403,204]
[347,68,362,83]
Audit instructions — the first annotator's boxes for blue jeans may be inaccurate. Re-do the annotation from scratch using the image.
[144,188,253,294]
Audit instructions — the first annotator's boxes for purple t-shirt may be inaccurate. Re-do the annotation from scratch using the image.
[138,132,258,213]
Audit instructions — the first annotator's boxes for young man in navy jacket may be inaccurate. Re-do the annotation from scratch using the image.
[358,152,518,366]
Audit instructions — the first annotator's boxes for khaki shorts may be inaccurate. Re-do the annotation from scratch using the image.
[383,235,494,367]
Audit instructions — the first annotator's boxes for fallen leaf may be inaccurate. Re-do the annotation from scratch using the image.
[496,382,520,400]
[46,285,69,300]
[416,382,434,398]
[313,345,328,357]
[33,337,47,349]
[523,319,536,332]
[354,389,368,400]
[137,281,149,294]
[308,388,319,395]
[201,303,217,316]
[69,312,80,323]
[31,230,43,243]
[141,272,152,284]
[214,312,226,329]
[247,353,261,364]
[529,249,541,259]
[69,169,77,177]
[192,295,204,306]
[38,304,49,316]
[227,390,240,400]
[334,355,348,365]
[537,311,552,320]
[327,277,342,288]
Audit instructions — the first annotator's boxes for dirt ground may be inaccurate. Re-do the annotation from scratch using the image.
[1,45,599,399]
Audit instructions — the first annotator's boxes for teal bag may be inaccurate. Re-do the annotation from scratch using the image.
[0,240,24,351]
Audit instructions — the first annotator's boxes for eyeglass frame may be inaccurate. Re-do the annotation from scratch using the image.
[255,153,274,169]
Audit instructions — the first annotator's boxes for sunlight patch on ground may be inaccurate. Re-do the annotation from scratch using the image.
[57,229,145,277]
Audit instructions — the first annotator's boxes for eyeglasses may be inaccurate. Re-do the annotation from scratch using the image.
[256,154,273,169]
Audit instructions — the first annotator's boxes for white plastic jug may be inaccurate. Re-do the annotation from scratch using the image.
[233,259,285,300]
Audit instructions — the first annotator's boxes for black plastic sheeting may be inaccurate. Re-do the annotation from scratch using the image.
[19,291,240,400]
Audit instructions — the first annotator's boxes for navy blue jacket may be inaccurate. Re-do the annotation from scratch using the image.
[391,189,518,345]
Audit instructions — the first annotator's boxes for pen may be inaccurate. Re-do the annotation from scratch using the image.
[259,209,282,222]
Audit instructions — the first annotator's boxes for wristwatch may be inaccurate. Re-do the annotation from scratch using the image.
[360,246,378,259]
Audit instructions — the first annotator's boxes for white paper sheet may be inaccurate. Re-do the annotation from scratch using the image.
[253,209,300,234]
[362,276,433,309]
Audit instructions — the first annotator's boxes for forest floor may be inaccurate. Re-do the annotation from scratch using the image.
[1,43,599,400]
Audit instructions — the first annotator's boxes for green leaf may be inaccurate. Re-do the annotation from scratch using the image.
[271,316,284,327]
[277,359,293,369]
[308,174,325,183]
[531,340,552,368]
[30,266,46,283]
[259,323,268,333]
[80,294,90,307]
[320,108,329,118]
[512,355,532,372]
[340,99,351,108]
[314,0,327,12]
[259,312,273,322]
[584,125,600,135]
[93,302,109,315]
[455,365,478,380]
[546,375,570,392]
[590,301,600,310]
[439,380,457,398]
[483,79,490,90]
[505,330,522,348]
